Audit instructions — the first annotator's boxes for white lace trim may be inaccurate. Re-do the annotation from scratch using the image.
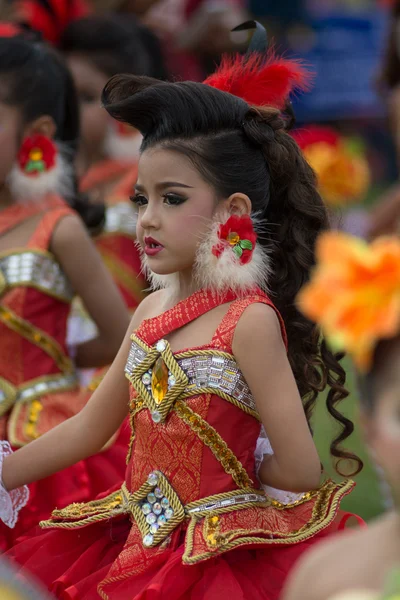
[255,426,305,505]
[0,441,29,528]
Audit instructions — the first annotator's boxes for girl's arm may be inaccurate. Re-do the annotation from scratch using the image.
[1,292,156,491]
[233,303,321,492]
[51,214,130,368]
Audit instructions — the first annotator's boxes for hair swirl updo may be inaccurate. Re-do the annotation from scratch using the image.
[102,73,363,476]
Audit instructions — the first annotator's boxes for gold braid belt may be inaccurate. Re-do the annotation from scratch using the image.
[40,469,319,549]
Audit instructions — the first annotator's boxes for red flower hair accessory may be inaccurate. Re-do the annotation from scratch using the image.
[212,215,257,264]
[18,135,57,177]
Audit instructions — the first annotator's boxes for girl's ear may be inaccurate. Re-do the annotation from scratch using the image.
[223,192,252,216]
[24,115,57,140]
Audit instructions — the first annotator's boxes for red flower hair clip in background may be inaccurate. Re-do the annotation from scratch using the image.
[18,135,57,176]
[212,215,257,264]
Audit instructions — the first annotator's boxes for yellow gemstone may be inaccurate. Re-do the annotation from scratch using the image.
[227,232,240,246]
[151,357,169,404]
[210,516,219,526]
[30,148,43,161]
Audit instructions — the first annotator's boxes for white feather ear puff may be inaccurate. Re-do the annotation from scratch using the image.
[194,212,271,295]
[103,121,143,161]
[138,212,271,300]
[7,134,74,203]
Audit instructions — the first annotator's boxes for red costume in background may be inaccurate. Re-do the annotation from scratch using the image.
[0,196,129,550]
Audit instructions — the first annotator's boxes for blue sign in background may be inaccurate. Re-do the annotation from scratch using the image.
[291,11,389,122]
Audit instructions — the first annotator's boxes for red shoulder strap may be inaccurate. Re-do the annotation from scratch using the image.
[137,288,239,346]
[211,294,288,353]
[27,200,74,250]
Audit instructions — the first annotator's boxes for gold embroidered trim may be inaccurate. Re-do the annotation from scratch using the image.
[204,514,221,548]
[40,490,125,528]
[0,247,50,260]
[126,398,145,464]
[0,305,73,374]
[0,377,17,416]
[174,398,253,489]
[100,252,146,304]
[182,479,354,564]
[6,373,78,446]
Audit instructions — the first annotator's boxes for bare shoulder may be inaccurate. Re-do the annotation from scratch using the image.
[129,289,168,329]
[283,513,397,600]
[233,301,284,353]
[51,213,88,251]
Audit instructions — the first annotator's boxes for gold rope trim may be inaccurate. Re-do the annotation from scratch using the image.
[182,479,354,564]
[40,490,125,529]
[126,337,188,424]
[123,474,185,548]
[0,247,51,260]
[0,377,17,417]
[180,387,260,420]
[100,251,146,304]
[126,398,145,464]
[174,398,253,489]
[0,306,73,374]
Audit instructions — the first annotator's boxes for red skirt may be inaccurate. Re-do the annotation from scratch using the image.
[9,513,347,600]
[0,421,131,552]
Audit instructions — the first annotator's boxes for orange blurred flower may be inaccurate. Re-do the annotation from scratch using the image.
[297,232,400,370]
[292,127,370,207]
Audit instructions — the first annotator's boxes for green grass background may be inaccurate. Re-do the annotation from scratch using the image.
[313,359,385,521]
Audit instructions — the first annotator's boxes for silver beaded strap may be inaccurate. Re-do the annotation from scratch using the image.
[0,251,73,301]
[186,492,268,515]
[103,203,137,236]
[125,339,257,415]
[0,373,78,417]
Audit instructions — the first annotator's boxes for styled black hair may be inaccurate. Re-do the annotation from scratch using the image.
[103,74,363,475]
[0,34,104,231]
[60,14,168,80]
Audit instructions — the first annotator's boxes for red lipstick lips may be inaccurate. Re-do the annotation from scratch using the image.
[144,236,164,256]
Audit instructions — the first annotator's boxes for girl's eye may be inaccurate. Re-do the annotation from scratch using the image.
[163,193,187,206]
[79,92,97,104]
[130,194,148,208]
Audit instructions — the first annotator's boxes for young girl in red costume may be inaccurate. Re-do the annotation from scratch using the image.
[61,14,167,310]
[4,22,363,599]
[0,29,130,550]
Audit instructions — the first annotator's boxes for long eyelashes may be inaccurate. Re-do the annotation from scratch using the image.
[129,193,188,208]
[129,194,147,208]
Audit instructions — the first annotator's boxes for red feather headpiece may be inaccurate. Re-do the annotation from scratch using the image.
[0,22,21,38]
[204,49,312,110]
[15,0,90,45]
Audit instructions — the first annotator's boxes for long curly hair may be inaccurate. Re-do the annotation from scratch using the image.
[102,72,363,476]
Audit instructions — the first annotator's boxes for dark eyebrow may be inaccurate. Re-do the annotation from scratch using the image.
[134,182,194,193]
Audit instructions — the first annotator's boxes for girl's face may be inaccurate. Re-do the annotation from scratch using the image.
[134,147,220,278]
[0,101,21,186]
[66,53,109,167]
[364,340,400,502]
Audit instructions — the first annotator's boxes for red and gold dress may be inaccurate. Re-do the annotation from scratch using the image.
[10,288,355,599]
[0,196,129,550]
[81,160,146,311]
